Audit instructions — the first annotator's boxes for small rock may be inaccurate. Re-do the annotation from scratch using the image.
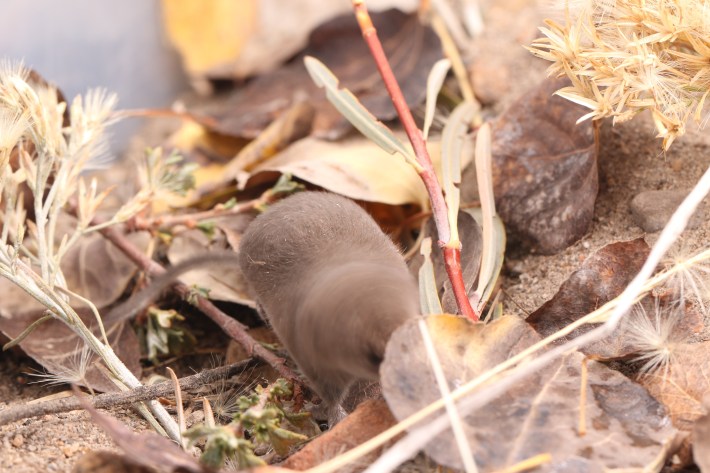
[630,189,709,232]
[62,443,81,458]
[11,434,24,448]
[469,54,510,105]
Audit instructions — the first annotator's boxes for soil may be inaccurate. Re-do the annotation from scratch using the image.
[1,0,709,471]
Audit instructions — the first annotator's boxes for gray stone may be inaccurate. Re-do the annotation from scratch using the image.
[630,189,709,232]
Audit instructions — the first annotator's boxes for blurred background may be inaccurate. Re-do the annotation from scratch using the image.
[0,0,419,154]
[1,0,187,152]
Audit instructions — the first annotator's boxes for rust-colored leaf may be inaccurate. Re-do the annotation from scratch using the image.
[462,77,598,254]
[381,315,676,471]
[281,399,397,470]
[527,238,650,358]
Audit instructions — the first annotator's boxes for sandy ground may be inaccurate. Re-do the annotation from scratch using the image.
[2,0,710,471]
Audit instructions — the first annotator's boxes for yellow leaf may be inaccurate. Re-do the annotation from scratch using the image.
[242,137,434,209]
[161,0,258,74]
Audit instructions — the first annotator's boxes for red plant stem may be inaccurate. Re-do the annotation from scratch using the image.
[443,247,477,320]
[352,0,478,321]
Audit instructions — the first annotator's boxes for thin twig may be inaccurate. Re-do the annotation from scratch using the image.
[131,196,267,232]
[97,223,300,383]
[352,0,478,321]
[0,359,257,427]
[114,108,219,129]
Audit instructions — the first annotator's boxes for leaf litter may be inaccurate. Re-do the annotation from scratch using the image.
[3,1,710,472]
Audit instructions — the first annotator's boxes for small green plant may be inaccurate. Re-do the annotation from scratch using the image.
[529,0,709,149]
[185,378,319,469]
[138,307,197,363]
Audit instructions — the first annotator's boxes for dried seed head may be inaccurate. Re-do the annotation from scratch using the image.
[625,300,688,378]
[530,0,710,149]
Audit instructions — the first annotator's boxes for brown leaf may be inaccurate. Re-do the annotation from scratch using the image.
[167,230,255,307]
[63,232,152,308]
[203,9,441,139]
[0,231,151,317]
[0,231,150,392]
[74,389,210,473]
[408,210,483,314]
[281,399,397,470]
[381,315,677,471]
[0,307,141,393]
[462,77,598,254]
[73,451,156,473]
[527,238,650,358]
[641,342,710,431]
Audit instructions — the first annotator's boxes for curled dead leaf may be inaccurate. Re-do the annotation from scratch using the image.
[527,238,650,358]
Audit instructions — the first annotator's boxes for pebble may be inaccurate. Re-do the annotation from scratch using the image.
[62,443,81,458]
[11,434,23,448]
[630,189,709,232]
[469,55,510,105]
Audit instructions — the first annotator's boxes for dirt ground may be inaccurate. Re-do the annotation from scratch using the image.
[2,0,710,471]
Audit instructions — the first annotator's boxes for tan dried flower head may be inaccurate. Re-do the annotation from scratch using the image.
[624,300,687,378]
[530,0,710,149]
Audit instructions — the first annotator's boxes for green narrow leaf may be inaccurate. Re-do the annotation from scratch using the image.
[303,56,420,171]
[423,59,452,140]
[440,100,478,244]
[418,237,443,315]
[470,123,505,311]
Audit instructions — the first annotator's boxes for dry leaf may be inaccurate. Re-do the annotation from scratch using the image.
[527,239,650,358]
[641,341,710,431]
[381,315,677,471]
[462,77,598,254]
[0,232,150,392]
[62,232,152,308]
[0,307,141,393]
[72,451,155,473]
[242,136,430,207]
[167,230,255,307]
[203,9,441,139]
[162,0,417,80]
[0,232,150,317]
[161,0,258,76]
[281,399,397,470]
